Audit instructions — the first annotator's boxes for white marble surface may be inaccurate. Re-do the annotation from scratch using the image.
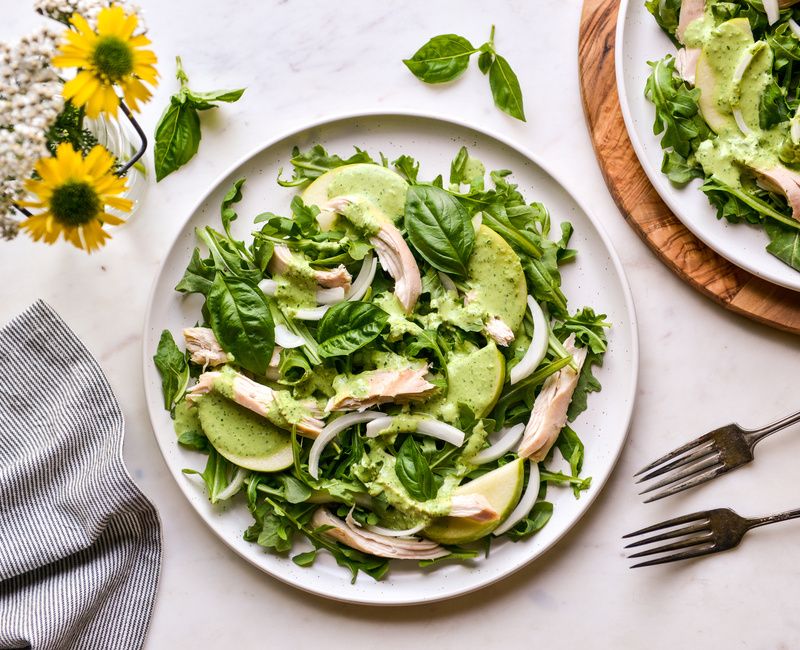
[2,0,799,647]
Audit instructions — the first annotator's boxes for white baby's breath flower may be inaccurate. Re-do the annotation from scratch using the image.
[34,0,146,32]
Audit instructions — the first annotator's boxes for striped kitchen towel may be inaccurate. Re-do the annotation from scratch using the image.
[0,301,161,650]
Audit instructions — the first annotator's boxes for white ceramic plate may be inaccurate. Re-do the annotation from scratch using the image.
[616,0,800,293]
[143,112,638,605]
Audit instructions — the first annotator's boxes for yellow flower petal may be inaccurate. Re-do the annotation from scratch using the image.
[96,5,126,36]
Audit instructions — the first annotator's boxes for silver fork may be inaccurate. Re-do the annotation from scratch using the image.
[623,507,800,568]
[634,409,800,503]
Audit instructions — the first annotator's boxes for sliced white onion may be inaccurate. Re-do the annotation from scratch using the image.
[764,0,779,25]
[216,467,249,501]
[472,213,483,231]
[733,49,756,85]
[493,462,540,536]
[510,295,549,385]
[346,252,377,302]
[471,424,525,465]
[316,287,346,304]
[259,279,277,296]
[363,522,427,537]
[790,18,800,38]
[274,324,305,349]
[438,271,457,293]
[294,305,330,320]
[733,108,751,136]
[792,117,800,144]
[308,411,384,479]
[366,416,465,447]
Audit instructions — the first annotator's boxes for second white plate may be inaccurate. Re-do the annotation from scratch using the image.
[143,111,638,605]
[616,0,800,293]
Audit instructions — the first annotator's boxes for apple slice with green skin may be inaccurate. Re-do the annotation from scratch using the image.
[196,391,293,472]
[424,458,525,545]
[467,225,528,331]
[302,163,409,229]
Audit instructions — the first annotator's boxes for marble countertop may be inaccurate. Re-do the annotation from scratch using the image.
[2,0,799,647]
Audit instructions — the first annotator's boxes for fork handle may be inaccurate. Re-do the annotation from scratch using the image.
[748,409,800,445]
[747,508,800,530]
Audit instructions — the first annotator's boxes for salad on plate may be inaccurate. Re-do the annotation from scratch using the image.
[646,0,800,272]
[153,144,609,581]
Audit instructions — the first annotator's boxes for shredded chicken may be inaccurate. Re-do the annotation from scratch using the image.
[327,196,421,313]
[676,0,705,44]
[518,335,588,461]
[449,494,499,522]
[183,327,229,367]
[312,508,449,560]
[753,166,800,220]
[269,244,351,291]
[675,47,700,85]
[484,316,515,347]
[326,366,437,412]
[187,369,323,437]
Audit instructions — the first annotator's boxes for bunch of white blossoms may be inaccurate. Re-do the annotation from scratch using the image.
[0,26,64,239]
[34,0,144,30]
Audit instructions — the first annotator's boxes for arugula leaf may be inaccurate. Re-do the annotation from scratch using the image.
[567,348,603,422]
[540,469,592,492]
[154,56,245,181]
[395,436,439,501]
[505,501,553,541]
[760,78,791,130]
[393,154,420,183]
[766,221,800,271]
[317,301,389,358]
[182,447,240,504]
[403,34,477,83]
[556,307,610,354]
[405,184,475,277]
[644,0,682,45]
[220,178,246,236]
[701,177,800,231]
[292,550,317,567]
[153,330,190,413]
[489,54,526,121]
[277,144,376,187]
[419,549,479,567]
[556,425,585,497]
[175,247,216,295]
[206,273,275,375]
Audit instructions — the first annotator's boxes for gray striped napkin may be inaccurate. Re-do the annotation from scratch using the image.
[0,300,161,650]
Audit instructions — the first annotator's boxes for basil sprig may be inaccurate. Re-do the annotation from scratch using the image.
[154,56,245,181]
[404,26,526,121]
[404,184,475,277]
[317,301,389,358]
[395,436,439,502]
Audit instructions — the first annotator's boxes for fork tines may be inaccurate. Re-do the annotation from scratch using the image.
[623,512,716,568]
[634,432,727,502]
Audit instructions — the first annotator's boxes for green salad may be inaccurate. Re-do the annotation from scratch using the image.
[153,144,609,582]
[645,0,800,271]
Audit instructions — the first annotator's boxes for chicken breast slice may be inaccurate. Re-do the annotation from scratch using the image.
[326,366,437,412]
[484,316,515,347]
[269,244,352,291]
[675,47,700,85]
[187,367,323,437]
[676,0,705,44]
[752,166,800,220]
[326,196,421,313]
[183,327,229,367]
[312,508,449,560]
[449,494,499,522]
[518,335,588,461]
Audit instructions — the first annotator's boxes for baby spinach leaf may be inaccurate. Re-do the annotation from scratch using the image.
[206,273,275,375]
[153,330,190,412]
[317,301,389,358]
[644,0,682,45]
[403,34,477,83]
[292,550,317,567]
[405,184,475,277]
[395,436,438,501]
[154,56,245,181]
[488,54,526,121]
[766,221,800,271]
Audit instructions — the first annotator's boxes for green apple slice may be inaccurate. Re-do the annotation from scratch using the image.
[467,225,528,331]
[196,391,293,472]
[424,458,525,545]
[302,163,409,229]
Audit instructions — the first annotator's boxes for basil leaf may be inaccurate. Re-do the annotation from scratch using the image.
[395,436,438,501]
[317,301,389,358]
[206,273,275,375]
[403,34,477,83]
[153,330,190,412]
[405,184,475,277]
[488,54,526,121]
[154,99,200,181]
[186,87,246,111]
[477,50,494,75]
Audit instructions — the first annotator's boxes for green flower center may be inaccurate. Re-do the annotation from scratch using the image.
[91,36,134,82]
[50,181,101,226]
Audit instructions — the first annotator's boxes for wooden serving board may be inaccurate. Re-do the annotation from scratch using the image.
[578,0,800,335]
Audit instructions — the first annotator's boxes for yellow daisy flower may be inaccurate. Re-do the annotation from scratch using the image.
[19,143,133,252]
[52,5,158,118]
